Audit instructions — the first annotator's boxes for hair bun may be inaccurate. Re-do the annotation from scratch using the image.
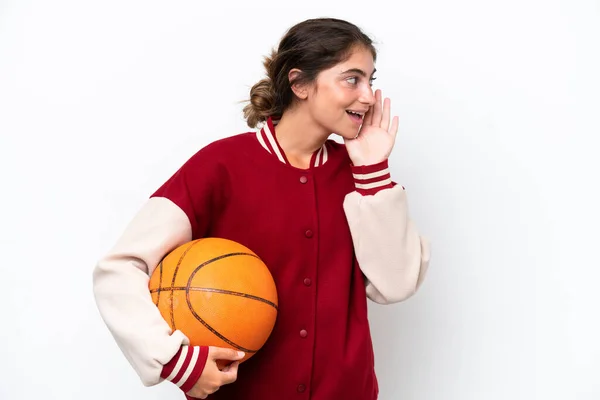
[243,78,275,128]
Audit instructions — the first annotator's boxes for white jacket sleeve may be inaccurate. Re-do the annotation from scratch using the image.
[92,197,193,386]
[343,161,431,305]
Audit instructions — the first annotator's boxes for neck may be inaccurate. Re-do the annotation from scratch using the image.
[274,106,330,168]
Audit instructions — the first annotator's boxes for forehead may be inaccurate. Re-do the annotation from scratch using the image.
[330,46,375,75]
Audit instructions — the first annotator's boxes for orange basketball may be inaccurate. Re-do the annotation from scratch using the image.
[149,238,278,365]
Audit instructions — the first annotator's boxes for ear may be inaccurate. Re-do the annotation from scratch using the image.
[289,68,309,100]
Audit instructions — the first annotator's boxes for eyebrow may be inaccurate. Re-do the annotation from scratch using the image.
[341,68,377,77]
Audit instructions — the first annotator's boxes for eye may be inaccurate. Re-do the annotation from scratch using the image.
[369,77,377,87]
[346,76,358,85]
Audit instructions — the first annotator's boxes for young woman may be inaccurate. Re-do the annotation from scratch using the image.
[93,17,431,400]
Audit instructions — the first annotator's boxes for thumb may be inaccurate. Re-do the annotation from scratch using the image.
[209,346,245,361]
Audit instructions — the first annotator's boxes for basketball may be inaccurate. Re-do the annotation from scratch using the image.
[149,238,278,365]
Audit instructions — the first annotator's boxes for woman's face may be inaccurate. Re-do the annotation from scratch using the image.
[304,46,377,140]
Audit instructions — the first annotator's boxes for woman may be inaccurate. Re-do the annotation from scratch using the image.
[93,17,430,400]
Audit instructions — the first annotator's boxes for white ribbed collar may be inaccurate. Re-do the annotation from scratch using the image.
[255,116,329,168]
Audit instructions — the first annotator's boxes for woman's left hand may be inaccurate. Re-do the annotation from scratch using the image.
[344,89,399,166]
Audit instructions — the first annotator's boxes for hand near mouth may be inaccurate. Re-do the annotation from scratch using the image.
[344,89,399,167]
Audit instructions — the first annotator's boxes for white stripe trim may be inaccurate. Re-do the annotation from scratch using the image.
[263,123,286,163]
[312,144,328,167]
[256,131,271,154]
[355,178,393,190]
[352,168,390,180]
[257,119,330,167]
[314,147,323,167]
[166,346,188,381]
[174,346,200,387]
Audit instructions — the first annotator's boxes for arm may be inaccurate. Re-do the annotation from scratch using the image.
[92,144,228,390]
[343,160,431,304]
[92,197,208,389]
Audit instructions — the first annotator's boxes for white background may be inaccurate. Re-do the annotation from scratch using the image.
[1,1,599,399]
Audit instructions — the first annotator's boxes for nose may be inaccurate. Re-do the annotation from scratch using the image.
[359,85,376,106]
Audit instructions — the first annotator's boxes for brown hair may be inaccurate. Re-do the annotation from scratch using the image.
[242,18,377,128]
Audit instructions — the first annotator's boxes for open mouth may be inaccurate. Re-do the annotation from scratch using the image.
[346,110,364,124]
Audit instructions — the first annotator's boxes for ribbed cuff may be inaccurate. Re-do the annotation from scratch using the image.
[351,159,403,195]
[161,345,209,393]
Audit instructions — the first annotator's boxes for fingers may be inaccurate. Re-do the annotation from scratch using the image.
[362,105,373,126]
[380,97,391,131]
[221,360,238,373]
[220,361,240,385]
[371,89,382,126]
[209,346,245,361]
[185,350,242,399]
[389,115,399,139]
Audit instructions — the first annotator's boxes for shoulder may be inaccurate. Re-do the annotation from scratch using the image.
[185,131,258,167]
[156,131,258,195]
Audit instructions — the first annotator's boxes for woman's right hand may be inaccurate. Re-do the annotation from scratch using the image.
[186,347,245,399]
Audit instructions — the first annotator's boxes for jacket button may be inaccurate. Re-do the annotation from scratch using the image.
[297,384,306,393]
[304,230,313,238]
[299,176,308,184]
[300,329,308,338]
[303,278,311,286]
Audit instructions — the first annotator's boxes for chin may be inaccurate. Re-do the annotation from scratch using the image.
[337,132,357,140]
[335,126,361,140]
[322,116,360,140]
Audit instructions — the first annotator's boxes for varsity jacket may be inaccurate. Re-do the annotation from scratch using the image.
[92,117,431,399]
